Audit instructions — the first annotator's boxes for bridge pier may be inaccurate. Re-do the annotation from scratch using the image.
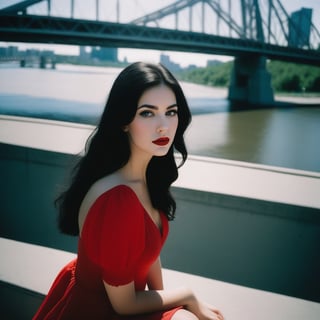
[228,55,274,106]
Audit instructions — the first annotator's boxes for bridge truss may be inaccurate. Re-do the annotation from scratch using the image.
[130,0,320,49]
[0,0,319,65]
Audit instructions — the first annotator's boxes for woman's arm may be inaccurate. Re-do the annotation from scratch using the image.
[104,280,194,316]
[104,281,224,319]
[147,257,164,290]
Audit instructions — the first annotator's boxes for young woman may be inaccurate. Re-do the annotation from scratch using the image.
[33,62,224,320]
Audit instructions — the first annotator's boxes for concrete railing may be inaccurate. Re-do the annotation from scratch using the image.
[1,114,319,209]
[1,237,319,320]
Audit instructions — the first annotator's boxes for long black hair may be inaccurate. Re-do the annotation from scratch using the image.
[56,62,191,235]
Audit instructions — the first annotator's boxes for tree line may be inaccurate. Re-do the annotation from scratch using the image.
[177,60,320,93]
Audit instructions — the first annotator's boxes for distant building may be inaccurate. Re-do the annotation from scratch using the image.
[91,47,118,62]
[79,46,90,62]
[25,48,41,57]
[42,50,55,58]
[288,8,312,48]
[160,54,181,72]
[186,64,197,71]
[7,46,19,57]
[0,47,7,57]
[207,59,222,67]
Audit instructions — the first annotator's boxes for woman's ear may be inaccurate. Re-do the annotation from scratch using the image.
[122,125,129,132]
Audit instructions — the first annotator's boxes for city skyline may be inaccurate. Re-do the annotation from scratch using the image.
[0,44,215,72]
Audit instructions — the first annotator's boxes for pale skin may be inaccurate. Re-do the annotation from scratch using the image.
[78,85,224,320]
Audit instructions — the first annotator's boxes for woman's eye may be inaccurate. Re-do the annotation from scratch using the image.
[166,109,178,117]
[139,110,153,118]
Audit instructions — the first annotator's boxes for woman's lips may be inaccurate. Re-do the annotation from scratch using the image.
[152,137,170,146]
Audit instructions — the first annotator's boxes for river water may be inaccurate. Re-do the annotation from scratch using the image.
[0,63,320,173]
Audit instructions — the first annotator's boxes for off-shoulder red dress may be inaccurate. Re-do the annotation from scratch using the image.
[33,185,181,319]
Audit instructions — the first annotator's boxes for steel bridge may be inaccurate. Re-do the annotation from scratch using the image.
[0,0,319,104]
[0,0,319,65]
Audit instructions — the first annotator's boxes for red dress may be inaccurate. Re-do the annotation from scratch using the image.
[33,185,181,319]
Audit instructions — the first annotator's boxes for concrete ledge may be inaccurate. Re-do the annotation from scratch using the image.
[1,115,319,209]
[164,270,320,320]
[0,114,92,154]
[1,237,319,320]
[0,237,76,295]
[174,154,320,209]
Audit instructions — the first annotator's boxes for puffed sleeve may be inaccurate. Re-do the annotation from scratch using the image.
[81,185,145,286]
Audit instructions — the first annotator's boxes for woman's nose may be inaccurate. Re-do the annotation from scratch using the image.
[157,116,169,133]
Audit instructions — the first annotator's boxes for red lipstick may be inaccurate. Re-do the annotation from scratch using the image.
[152,137,170,146]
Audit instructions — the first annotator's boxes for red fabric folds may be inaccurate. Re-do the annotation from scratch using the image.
[33,185,180,319]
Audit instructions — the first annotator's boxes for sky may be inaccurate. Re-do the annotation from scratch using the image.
[1,0,319,67]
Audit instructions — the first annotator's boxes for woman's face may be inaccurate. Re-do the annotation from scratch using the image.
[125,85,178,158]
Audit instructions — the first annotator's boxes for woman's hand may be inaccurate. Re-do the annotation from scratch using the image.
[186,298,224,320]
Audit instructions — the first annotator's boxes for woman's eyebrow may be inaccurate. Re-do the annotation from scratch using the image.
[137,103,178,110]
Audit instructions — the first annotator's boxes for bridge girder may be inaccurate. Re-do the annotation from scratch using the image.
[129,0,319,50]
[1,0,319,51]
[130,0,200,26]
[0,0,45,14]
[0,14,319,66]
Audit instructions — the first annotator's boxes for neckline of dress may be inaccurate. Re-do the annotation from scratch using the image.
[117,184,164,237]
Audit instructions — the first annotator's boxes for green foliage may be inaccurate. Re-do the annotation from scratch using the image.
[177,59,320,93]
[177,61,233,87]
[267,61,320,93]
